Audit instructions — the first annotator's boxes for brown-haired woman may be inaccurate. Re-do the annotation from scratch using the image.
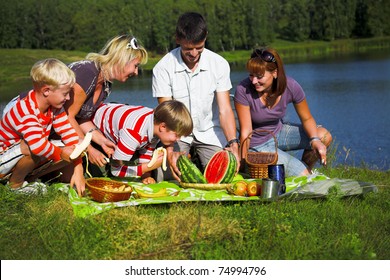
[234,48,332,176]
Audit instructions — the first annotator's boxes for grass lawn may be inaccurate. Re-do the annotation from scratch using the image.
[1,166,389,260]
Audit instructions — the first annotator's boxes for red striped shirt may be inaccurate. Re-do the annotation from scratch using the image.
[0,90,80,162]
[93,103,157,177]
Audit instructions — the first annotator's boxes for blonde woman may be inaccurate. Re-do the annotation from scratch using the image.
[66,35,148,173]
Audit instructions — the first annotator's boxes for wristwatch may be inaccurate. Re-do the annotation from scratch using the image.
[225,138,240,148]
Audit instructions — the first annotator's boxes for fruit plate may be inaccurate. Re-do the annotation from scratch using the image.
[180,182,232,190]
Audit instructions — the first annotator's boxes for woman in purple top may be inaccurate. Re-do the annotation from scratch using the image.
[234,48,332,176]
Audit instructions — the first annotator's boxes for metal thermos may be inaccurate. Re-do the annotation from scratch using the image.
[268,164,286,195]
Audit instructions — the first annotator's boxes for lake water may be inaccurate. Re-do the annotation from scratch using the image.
[1,52,389,170]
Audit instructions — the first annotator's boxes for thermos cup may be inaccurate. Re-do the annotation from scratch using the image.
[261,178,279,199]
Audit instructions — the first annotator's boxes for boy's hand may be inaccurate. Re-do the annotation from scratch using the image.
[60,146,76,162]
[147,147,167,170]
[145,154,163,170]
[141,176,156,185]
[70,163,86,197]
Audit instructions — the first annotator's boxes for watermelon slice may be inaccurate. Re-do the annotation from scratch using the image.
[204,150,237,184]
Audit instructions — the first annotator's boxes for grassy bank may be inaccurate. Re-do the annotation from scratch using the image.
[1,37,390,101]
[0,166,389,260]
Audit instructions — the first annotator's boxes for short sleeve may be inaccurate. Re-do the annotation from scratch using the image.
[68,61,98,95]
[286,77,306,104]
[215,58,232,93]
[234,78,251,106]
[152,61,173,98]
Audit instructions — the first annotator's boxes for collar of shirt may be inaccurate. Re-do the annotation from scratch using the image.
[175,47,210,74]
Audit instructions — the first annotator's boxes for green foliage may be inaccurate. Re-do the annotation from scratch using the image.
[1,0,390,52]
[0,49,86,100]
[0,166,389,260]
[278,0,310,42]
[1,37,390,102]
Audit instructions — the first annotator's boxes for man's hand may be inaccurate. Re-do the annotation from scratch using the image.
[167,149,184,181]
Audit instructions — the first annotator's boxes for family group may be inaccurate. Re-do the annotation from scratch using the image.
[0,12,332,196]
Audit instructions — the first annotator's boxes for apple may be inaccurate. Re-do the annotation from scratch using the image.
[247,181,261,196]
[232,181,248,196]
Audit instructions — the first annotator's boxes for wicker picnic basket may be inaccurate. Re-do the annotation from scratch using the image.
[242,129,278,179]
[86,178,133,203]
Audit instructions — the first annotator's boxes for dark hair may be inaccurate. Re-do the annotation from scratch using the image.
[247,47,287,96]
[176,12,208,43]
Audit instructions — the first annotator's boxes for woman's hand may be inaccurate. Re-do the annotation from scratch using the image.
[101,138,116,158]
[87,145,109,167]
[311,140,327,165]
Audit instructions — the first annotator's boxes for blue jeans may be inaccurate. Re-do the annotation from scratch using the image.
[250,123,312,176]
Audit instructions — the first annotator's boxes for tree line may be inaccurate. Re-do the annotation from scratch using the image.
[1,0,389,53]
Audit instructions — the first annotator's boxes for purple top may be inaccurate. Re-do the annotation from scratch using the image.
[234,76,305,147]
[68,60,112,121]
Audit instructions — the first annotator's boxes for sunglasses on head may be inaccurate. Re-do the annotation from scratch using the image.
[251,49,276,63]
[126,37,139,50]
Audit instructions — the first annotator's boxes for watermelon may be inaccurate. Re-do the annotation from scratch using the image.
[204,150,237,184]
[177,155,207,183]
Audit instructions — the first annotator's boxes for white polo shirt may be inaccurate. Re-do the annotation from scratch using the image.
[152,47,232,147]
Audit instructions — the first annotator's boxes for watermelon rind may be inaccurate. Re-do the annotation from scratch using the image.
[177,155,207,184]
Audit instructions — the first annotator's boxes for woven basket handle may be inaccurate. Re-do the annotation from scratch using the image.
[241,129,278,159]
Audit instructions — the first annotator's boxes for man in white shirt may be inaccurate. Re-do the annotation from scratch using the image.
[152,12,240,181]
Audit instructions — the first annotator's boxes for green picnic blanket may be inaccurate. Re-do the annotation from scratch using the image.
[54,173,377,218]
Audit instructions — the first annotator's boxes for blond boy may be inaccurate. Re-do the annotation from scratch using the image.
[0,58,85,195]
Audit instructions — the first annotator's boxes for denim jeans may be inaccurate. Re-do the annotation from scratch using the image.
[250,122,312,176]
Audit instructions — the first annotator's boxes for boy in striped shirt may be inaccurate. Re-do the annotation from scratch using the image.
[86,100,193,183]
[0,58,85,196]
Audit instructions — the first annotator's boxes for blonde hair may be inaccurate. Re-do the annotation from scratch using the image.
[30,58,75,89]
[86,35,148,78]
[154,100,193,137]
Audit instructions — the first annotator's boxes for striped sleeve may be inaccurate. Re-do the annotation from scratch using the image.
[52,108,80,146]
